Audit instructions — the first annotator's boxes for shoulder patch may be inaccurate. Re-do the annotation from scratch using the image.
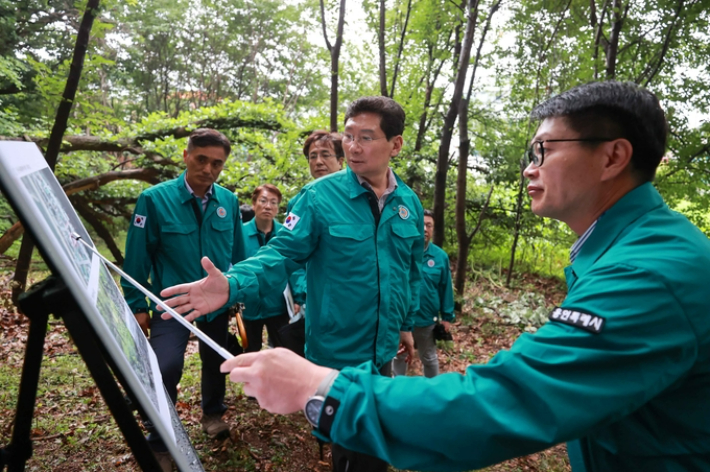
[549,307,605,334]
[133,214,147,228]
[284,212,300,231]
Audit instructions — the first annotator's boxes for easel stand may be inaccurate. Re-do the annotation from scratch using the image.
[0,276,161,472]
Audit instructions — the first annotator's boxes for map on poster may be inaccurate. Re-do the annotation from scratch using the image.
[0,142,203,472]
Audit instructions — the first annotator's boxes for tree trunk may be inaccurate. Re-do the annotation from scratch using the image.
[12,0,100,304]
[454,0,500,299]
[605,0,624,79]
[432,0,479,247]
[454,98,471,300]
[389,0,413,98]
[320,0,347,132]
[378,0,388,96]
[506,160,526,287]
[455,184,493,297]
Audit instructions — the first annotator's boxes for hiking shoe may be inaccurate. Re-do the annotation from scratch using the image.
[154,451,174,472]
[200,413,230,439]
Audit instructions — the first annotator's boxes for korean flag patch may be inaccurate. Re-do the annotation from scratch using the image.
[549,306,605,334]
[283,212,300,231]
[133,214,147,228]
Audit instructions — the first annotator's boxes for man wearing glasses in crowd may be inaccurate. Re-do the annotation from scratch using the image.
[240,184,305,352]
[205,81,709,471]
[277,131,346,355]
[161,96,423,472]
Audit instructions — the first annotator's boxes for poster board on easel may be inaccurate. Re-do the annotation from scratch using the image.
[0,142,204,472]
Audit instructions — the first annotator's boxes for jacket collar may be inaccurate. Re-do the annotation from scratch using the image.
[424,242,434,258]
[244,218,282,238]
[243,218,258,237]
[569,182,665,281]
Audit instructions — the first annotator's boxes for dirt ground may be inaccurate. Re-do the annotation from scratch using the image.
[0,271,571,471]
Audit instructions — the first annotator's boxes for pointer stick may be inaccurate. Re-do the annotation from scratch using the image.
[71,233,233,361]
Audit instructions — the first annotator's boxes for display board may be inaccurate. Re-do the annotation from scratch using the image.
[0,142,203,471]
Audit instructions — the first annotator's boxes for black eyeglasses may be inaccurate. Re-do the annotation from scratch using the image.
[526,138,617,167]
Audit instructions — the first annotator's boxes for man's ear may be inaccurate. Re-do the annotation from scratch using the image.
[601,138,634,181]
[390,136,404,157]
[183,149,189,163]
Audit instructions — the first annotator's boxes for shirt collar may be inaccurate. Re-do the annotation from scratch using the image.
[356,167,398,195]
[183,173,214,200]
[569,219,598,263]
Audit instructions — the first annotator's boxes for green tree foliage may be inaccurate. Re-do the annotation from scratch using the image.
[1,0,708,286]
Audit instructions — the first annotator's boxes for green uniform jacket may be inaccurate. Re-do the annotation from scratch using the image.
[321,183,710,471]
[284,196,307,305]
[241,218,305,321]
[414,243,455,327]
[122,173,246,322]
[225,167,424,370]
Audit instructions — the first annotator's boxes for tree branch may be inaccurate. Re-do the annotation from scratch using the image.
[320,0,333,52]
[636,0,686,86]
[389,0,413,98]
[467,183,495,245]
[70,195,124,265]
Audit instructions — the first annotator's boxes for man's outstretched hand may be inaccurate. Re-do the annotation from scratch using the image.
[159,257,229,322]
[221,348,335,414]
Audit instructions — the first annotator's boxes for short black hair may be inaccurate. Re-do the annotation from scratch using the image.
[344,96,405,140]
[187,128,231,156]
[303,130,344,160]
[423,209,434,218]
[531,81,667,182]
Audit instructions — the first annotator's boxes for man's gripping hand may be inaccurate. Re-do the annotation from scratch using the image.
[158,257,229,322]
[220,348,334,415]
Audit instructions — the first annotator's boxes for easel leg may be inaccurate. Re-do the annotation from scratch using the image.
[3,308,49,472]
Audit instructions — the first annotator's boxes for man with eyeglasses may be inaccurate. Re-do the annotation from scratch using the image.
[276,131,345,356]
[241,184,305,352]
[122,128,246,471]
[160,96,423,472]
[303,130,345,179]
[206,81,710,471]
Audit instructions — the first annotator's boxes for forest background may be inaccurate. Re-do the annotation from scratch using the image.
[0,0,709,470]
[1,0,709,298]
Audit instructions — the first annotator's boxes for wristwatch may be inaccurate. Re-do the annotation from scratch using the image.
[304,370,339,428]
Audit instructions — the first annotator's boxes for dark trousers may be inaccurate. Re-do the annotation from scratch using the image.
[147,310,229,451]
[243,313,290,353]
[330,361,392,472]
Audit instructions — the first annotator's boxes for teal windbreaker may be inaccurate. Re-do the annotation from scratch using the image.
[225,167,424,370]
[122,172,245,322]
[241,218,305,321]
[414,242,455,327]
[321,183,710,471]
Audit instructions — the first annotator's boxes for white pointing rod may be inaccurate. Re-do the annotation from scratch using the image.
[71,232,234,361]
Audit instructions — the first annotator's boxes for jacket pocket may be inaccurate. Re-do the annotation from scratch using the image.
[161,223,199,257]
[391,222,420,240]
